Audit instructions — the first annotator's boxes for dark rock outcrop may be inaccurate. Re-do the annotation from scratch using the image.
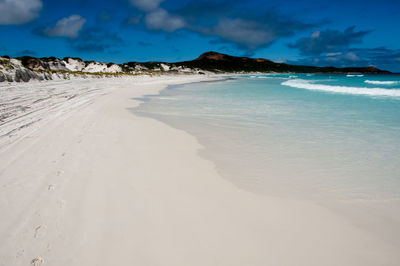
[18,56,46,70]
[14,68,43,82]
[17,56,68,71]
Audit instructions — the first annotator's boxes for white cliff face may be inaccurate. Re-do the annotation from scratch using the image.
[0,56,198,83]
[0,57,54,82]
[81,62,121,73]
[83,62,107,73]
[135,64,148,71]
[171,65,193,73]
[47,59,69,72]
[160,63,170,71]
[64,58,85,72]
[0,57,125,82]
[10,59,23,67]
[104,64,122,73]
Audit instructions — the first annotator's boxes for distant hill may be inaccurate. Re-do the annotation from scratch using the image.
[0,51,391,82]
[174,51,390,74]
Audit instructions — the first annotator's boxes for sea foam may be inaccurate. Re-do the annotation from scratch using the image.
[282,79,400,97]
[346,74,364,77]
[365,80,398,85]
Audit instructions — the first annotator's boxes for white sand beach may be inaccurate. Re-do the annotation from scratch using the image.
[1,76,399,266]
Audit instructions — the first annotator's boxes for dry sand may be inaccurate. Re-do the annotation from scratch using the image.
[0,76,399,266]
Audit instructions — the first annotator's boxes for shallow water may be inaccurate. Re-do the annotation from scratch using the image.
[136,74,400,202]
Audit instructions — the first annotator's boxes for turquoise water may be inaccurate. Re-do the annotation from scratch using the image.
[137,74,400,201]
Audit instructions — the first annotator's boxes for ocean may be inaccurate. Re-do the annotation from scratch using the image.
[136,73,400,203]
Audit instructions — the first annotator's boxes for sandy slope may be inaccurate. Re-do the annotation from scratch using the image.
[0,76,399,266]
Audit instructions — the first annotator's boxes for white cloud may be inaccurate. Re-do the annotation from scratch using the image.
[0,0,42,24]
[311,30,320,39]
[145,8,185,32]
[44,15,86,38]
[274,58,287,63]
[326,52,342,56]
[289,27,371,56]
[204,19,276,50]
[129,0,163,11]
[344,52,361,61]
[325,52,360,63]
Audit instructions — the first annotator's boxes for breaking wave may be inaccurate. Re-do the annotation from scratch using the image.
[365,80,398,85]
[346,74,364,77]
[282,79,400,97]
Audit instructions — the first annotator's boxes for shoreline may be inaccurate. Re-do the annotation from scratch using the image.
[1,76,399,265]
[136,76,400,249]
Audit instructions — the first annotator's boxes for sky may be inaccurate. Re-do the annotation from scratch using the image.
[0,0,399,71]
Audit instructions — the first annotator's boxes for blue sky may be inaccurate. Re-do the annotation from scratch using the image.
[0,0,399,71]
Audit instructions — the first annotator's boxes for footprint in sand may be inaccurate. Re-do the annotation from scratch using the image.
[57,170,64,176]
[31,257,44,266]
[15,249,24,258]
[34,225,41,238]
[57,199,66,209]
[34,225,47,238]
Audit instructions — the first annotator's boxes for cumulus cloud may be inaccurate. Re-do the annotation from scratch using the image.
[323,52,361,64]
[291,47,400,72]
[31,14,123,53]
[43,15,86,38]
[0,0,42,24]
[287,26,400,71]
[145,8,185,32]
[350,47,400,71]
[196,11,314,51]
[124,0,315,53]
[177,1,315,51]
[291,52,366,69]
[289,26,371,55]
[129,0,163,11]
[200,19,277,50]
